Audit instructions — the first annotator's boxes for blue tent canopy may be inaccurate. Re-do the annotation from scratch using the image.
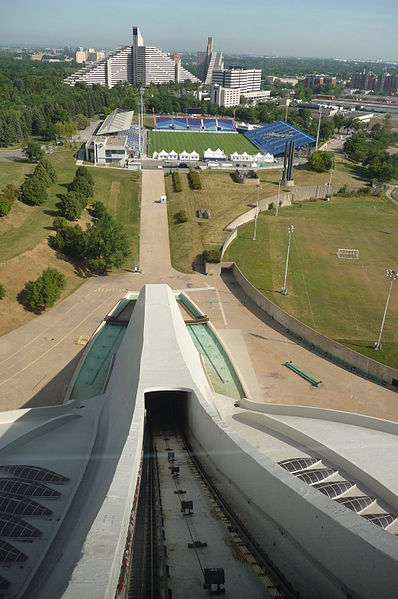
[244,121,315,156]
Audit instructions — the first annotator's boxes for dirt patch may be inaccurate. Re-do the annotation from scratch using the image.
[0,238,86,335]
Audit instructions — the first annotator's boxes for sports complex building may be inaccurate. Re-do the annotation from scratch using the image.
[0,284,397,598]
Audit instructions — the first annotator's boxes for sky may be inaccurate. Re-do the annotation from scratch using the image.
[1,0,397,61]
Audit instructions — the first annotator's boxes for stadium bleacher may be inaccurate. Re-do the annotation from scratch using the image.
[203,119,217,131]
[156,117,175,130]
[244,120,315,156]
[217,118,235,132]
[187,118,202,130]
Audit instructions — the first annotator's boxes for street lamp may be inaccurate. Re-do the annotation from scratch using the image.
[281,225,294,295]
[253,183,261,241]
[374,269,397,351]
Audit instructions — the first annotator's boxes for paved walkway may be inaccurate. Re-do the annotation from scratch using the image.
[0,170,397,422]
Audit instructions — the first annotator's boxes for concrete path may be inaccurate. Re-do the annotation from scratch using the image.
[386,184,398,207]
[139,170,174,277]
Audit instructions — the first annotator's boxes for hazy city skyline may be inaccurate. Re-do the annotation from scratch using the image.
[1,0,397,61]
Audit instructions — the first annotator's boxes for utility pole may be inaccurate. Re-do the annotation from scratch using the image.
[315,106,322,152]
[281,225,294,295]
[374,269,397,351]
[253,183,260,241]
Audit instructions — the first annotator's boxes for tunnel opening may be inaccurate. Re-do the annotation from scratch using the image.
[144,390,190,429]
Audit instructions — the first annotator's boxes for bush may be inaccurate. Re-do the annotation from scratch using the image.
[19,268,66,313]
[175,210,188,223]
[0,183,19,217]
[188,168,202,190]
[51,223,87,259]
[52,216,67,231]
[268,202,274,210]
[59,192,84,221]
[20,175,48,205]
[203,247,221,263]
[0,284,5,300]
[172,171,182,192]
[69,176,93,201]
[0,195,12,217]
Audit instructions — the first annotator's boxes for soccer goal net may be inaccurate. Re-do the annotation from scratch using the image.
[337,248,359,260]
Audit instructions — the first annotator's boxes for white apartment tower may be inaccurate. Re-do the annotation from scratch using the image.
[212,67,262,94]
[196,36,224,84]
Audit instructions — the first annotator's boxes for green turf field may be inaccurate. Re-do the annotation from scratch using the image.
[149,131,257,157]
[225,195,398,370]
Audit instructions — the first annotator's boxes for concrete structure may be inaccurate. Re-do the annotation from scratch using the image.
[196,36,224,84]
[350,71,398,95]
[85,108,140,164]
[241,89,271,104]
[304,75,337,89]
[65,27,198,88]
[1,284,397,598]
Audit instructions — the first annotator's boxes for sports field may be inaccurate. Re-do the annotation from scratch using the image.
[224,195,398,369]
[148,131,257,157]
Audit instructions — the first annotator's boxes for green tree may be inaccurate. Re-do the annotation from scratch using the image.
[333,112,345,132]
[51,223,87,259]
[0,284,5,300]
[59,192,84,221]
[85,213,129,273]
[20,176,48,205]
[75,114,90,130]
[307,151,334,172]
[39,156,57,183]
[20,268,66,313]
[33,162,52,187]
[23,140,43,162]
[90,200,108,219]
[0,183,19,216]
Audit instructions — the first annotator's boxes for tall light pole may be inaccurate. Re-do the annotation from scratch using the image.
[315,106,322,152]
[374,269,397,351]
[253,183,261,241]
[281,224,294,296]
[276,170,282,216]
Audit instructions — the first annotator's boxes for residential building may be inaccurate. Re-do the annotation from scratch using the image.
[65,27,199,88]
[304,75,337,89]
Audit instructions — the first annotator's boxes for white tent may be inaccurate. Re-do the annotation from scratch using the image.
[189,151,199,161]
[158,150,169,160]
[230,152,240,161]
[168,150,178,160]
[179,150,190,161]
[152,152,159,159]
[204,148,216,159]
[240,152,252,162]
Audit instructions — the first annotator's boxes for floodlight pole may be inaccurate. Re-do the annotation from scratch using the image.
[276,172,282,216]
[374,269,397,351]
[315,106,322,152]
[282,224,294,295]
[253,184,260,241]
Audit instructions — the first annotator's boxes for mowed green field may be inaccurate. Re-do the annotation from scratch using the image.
[149,131,257,157]
[225,196,398,369]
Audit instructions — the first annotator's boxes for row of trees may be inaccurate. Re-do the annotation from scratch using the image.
[20,156,57,205]
[59,166,94,221]
[52,209,130,274]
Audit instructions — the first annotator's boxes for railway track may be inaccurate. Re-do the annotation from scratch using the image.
[129,422,298,598]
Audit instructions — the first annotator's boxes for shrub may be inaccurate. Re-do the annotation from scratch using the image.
[20,176,48,205]
[0,184,19,217]
[188,168,202,190]
[0,195,12,217]
[0,284,5,300]
[175,210,188,223]
[268,202,275,210]
[69,176,93,201]
[172,171,182,192]
[51,223,87,259]
[19,268,66,313]
[203,247,221,263]
[52,216,67,231]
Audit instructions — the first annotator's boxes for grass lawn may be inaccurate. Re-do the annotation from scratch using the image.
[0,151,141,335]
[167,156,367,273]
[0,160,33,189]
[225,195,398,370]
[149,131,258,157]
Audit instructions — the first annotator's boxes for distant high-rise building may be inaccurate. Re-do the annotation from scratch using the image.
[304,75,337,89]
[196,36,223,84]
[65,27,198,88]
[212,67,261,94]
